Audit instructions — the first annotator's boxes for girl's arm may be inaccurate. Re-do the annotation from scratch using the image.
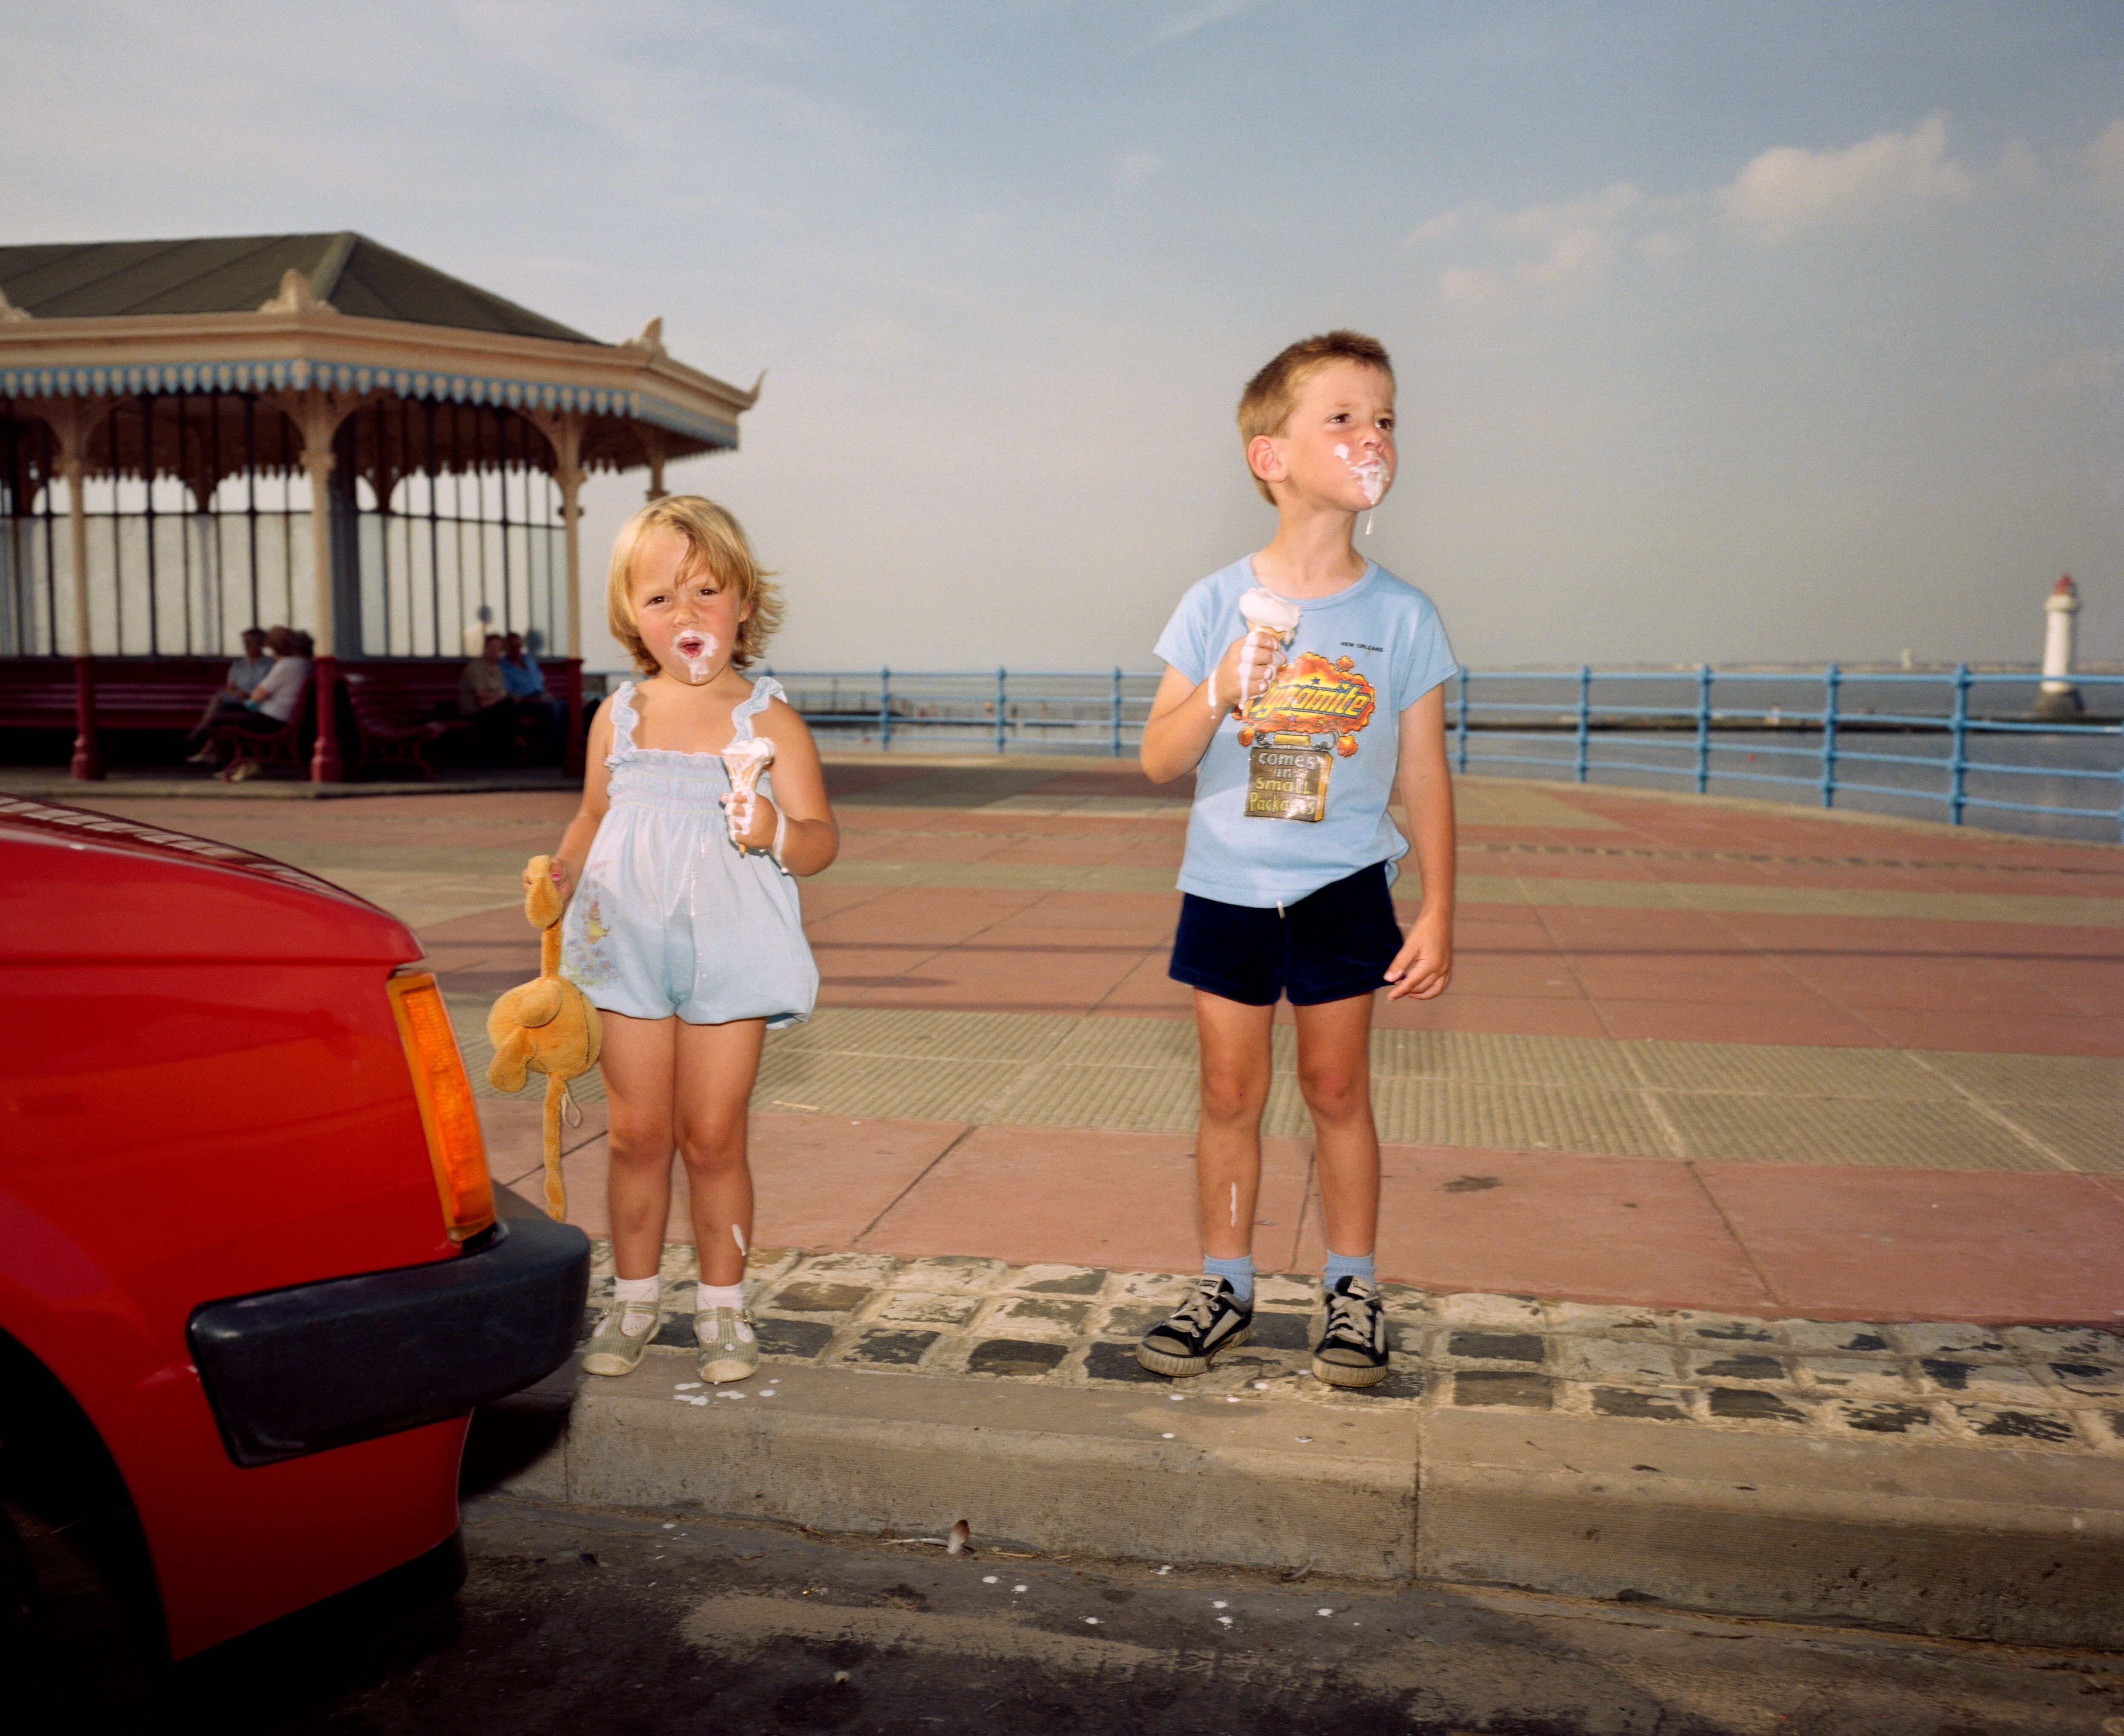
[529,704,614,901]
[735,698,839,876]
[1138,636,1266,784]
[1383,683,1455,1001]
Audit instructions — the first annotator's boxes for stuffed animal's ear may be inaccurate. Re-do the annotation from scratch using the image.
[487,1024,534,1094]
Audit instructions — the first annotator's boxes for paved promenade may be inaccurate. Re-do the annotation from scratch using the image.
[47,755,2124,1326]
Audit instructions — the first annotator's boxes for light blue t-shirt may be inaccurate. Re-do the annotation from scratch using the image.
[1153,557,1458,907]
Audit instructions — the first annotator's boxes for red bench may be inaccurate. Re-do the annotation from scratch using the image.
[0,656,231,734]
[207,670,317,778]
[337,666,475,781]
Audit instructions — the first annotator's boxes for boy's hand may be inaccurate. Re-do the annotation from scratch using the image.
[1384,910,1452,1001]
[1209,631,1284,717]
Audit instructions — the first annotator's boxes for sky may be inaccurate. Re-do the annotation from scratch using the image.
[4,0,2121,674]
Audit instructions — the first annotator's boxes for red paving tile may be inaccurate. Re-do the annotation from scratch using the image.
[1694,1165,2124,1326]
[552,1114,964,1246]
[855,1126,1313,1271]
[1842,1006,2124,1057]
[1570,961,1829,1006]
[1288,1145,1775,1315]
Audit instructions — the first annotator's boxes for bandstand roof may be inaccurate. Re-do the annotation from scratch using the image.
[0,232,757,474]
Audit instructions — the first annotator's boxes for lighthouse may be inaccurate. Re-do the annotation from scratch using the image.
[2034,574,2082,719]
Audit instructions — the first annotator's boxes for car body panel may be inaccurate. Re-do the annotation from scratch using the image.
[0,800,583,1659]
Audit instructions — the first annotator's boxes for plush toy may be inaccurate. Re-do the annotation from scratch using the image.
[486,855,603,1220]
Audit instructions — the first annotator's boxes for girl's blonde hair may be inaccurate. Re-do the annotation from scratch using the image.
[605,495,784,676]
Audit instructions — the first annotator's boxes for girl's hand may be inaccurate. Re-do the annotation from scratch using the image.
[525,857,574,902]
[722,792,780,854]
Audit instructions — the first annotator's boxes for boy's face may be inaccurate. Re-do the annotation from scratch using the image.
[630,527,750,684]
[1252,361,1396,513]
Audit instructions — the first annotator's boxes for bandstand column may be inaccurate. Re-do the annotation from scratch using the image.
[26,397,113,781]
[526,406,589,775]
[59,449,100,780]
[275,389,367,782]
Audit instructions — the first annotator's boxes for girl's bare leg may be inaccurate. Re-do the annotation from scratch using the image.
[597,1010,679,1282]
[1292,992,1379,1258]
[672,1016,768,1288]
[1193,990,1274,1261]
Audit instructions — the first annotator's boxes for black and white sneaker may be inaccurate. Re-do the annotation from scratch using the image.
[1135,1276,1253,1377]
[1311,1276,1390,1388]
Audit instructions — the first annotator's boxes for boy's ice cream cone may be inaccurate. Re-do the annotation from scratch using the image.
[1237,586,1301,708]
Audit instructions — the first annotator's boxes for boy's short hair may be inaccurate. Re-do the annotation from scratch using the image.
[605,495,784,676]
[1237,331,1395,503]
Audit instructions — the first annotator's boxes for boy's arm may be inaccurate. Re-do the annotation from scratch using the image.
[1384,684,1455,1000]
[1138,637,1270,783]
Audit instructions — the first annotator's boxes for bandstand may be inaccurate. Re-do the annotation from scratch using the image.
[0,232,757,779]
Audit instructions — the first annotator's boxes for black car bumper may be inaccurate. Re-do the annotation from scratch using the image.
[187,1203,590,1467]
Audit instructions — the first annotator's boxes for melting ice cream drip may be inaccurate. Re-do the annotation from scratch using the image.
[720,737,774,842]
[675,631,717,685]
[1333,442,1390,508]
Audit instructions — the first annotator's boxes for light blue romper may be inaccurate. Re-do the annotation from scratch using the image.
[560,676,819,1029]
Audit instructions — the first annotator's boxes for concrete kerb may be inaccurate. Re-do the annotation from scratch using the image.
[473,1243,2124,1651]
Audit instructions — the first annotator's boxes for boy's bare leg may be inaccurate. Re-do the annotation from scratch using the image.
[672,1016,767,1288]
[1292,992,1379,1258]
[597,1010,680,1282]
[1193,990,1275,1259]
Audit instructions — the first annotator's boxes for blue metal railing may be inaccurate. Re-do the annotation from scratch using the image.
[741,664,2124,841]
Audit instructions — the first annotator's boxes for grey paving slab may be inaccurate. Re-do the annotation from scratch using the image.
[1371,1027,1641,1089]
[1987,1101,2124,1172]
[771,1006,1077,1063]
[1368,1077,1675,1156]
[1655,1093,2052,1170]
[1627,1040,1955,1099]
[1918,1050,2124,1105]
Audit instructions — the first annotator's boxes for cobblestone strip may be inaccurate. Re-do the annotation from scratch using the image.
[582,1243,2124,1455]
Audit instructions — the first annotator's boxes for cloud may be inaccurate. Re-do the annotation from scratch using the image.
[1143,0,1270,49]
[1720,113,1976,241]
[2093,119,2124,194]
[1405,184,1648,307]
[1114,150,1165,191]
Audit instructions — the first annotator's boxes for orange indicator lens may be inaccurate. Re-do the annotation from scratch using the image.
[387,972,496,1242]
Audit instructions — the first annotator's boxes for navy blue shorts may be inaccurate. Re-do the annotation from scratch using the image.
[1168,862,1403,1007]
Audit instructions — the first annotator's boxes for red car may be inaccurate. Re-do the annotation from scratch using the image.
[0,796,587,1718]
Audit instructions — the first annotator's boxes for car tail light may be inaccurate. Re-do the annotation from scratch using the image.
[387,971,496,1243]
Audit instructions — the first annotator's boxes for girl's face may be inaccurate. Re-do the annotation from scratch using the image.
[629,528,750,684]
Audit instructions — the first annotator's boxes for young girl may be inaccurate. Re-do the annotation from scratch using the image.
[539,496,836,1385]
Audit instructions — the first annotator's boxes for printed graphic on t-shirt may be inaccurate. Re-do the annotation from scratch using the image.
[1238,652,1379,822]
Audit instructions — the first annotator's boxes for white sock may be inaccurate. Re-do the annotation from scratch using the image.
[696,1282,753,1340]
[613,1274,660,1335]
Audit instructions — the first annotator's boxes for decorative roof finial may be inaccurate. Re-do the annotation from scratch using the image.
[257,269,338,316]
[626,317,666,357]
[0,286,31,323]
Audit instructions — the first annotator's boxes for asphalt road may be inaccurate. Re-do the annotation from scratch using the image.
[160,1497,2123,1736]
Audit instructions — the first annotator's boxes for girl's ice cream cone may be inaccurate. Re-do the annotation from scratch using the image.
[720,738,774,841]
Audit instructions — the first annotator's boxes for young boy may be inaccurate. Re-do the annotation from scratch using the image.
[1135,330,1456,1389]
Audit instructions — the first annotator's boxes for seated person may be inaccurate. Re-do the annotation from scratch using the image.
[212,627,311,783]
[458,633,519,758]
[184,627,273,763]
[501,631,564,759]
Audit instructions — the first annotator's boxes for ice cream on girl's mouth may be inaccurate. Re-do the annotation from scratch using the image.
[675,631,716,684]
[720,738,774,841]
[1333,443,1390,507]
